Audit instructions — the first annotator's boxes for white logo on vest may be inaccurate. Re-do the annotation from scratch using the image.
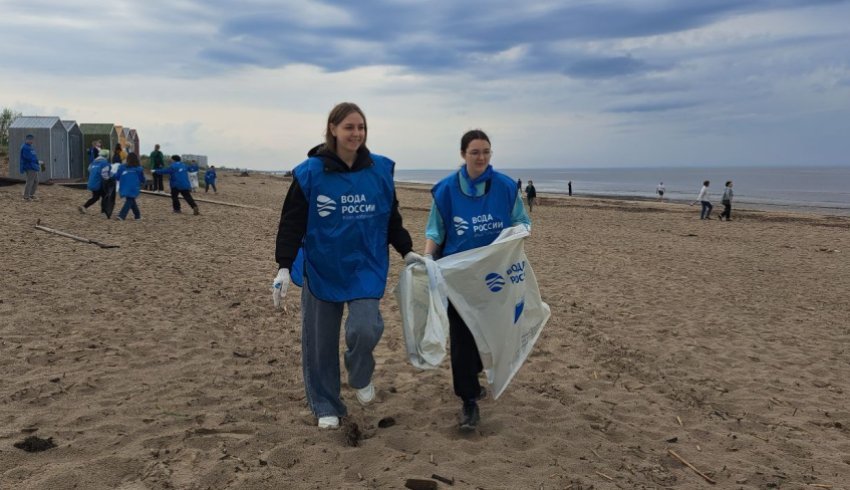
[452,216,469,235]
[316,195,337,217]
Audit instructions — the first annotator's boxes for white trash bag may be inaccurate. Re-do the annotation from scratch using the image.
[395,225,551,399]
[394,257,449,370]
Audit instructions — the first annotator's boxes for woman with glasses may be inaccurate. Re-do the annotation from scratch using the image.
[423,129,531,431]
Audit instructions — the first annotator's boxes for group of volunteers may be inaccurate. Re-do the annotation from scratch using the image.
[78,140,218,220]
[272,102,531,432]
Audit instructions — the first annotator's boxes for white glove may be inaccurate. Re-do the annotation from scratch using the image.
[404,252,424,265]
[272,268,290,309]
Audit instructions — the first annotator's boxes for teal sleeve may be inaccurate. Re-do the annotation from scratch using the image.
[425,201,445,245]
[511,192,531,228]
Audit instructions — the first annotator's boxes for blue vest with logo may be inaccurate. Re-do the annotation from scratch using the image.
[432,169,517,256]
[290,154,395,302]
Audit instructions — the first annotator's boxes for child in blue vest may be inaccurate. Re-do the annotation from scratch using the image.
[204,165,217,193]
[114,152,146,220]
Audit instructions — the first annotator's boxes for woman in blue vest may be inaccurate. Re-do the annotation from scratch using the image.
[114,152,146,220]
[272,102,419,430]
[423,129,531,431]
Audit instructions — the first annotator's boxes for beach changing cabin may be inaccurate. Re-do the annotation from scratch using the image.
[128,128,140,155]
[61,120,85,180]
[80,123,118,161]
[8,116,67,183]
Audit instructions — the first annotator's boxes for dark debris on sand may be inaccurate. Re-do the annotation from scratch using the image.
[14,436,57,452]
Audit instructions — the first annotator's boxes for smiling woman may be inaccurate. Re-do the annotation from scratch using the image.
[272,102,417,430]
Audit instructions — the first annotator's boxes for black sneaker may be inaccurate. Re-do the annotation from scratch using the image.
[459,402,480,431]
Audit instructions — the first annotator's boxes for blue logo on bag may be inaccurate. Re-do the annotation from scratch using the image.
[485,272,505,292]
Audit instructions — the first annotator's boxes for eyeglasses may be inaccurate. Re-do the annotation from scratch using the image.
[466,149,493,158]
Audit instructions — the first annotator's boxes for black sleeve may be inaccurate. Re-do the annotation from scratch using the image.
[387,190,413,258]
[275,177,309,270]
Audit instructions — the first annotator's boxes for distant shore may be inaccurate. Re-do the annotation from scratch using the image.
[393,180,850,218]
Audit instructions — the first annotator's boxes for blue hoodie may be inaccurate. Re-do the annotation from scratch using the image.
[204,168,217,184]
[115,165,146,198]
[87,157,113,191]
[187,163,199,173]
[19,143,39,173]
[155,162,191,190]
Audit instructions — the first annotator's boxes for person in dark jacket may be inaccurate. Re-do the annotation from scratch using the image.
[525,180,537,212]
[79,149,113,214]
[20,134,42,201]
[150,144,165,192]
[114,152,146,220]
[112,143,124,164]
[88,140,102,164]
[152,155,200,214]
[204,165,217,193]
[272,102,418,430]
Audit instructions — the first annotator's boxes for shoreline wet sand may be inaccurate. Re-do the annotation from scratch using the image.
[1,173,848,489]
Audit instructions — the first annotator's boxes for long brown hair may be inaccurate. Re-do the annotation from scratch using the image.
[126,152,140,167]
[324,102,367,153]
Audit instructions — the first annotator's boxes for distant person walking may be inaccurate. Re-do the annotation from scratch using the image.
[20,134,42,201]
[691,180,713,219]
[150,144,165,192]
[204,165,218,193]
[719,181,734,221]
[114,152,146,221]
[78,149,113,214]
[525,180,537,212]
[88,139,102,164]
[568,180,572,196]
[112,143,124,164]
[656,181,665,202]
[517,178,522,190]
[152,155,200,215]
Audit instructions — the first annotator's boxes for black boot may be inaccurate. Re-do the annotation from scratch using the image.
[460,401,480,431]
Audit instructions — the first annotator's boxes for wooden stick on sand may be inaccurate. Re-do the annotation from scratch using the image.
[139,190,271,211]
[668,449,716,484]
[34,220,119,249]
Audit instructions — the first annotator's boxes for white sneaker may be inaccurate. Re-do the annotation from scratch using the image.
[355,383,375,405]
[318,416,339,429]
[78,205,86,214]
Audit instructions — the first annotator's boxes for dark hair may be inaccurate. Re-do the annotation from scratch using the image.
[324,102,367,152]
[703,180,710,186]
[114,143,122,151]
[171,155,181,162]
[126,152,140,167]
[725,180,732,186]
[461,129,490,153]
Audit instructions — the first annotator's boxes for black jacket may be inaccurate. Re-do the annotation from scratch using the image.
[275,145,413,270]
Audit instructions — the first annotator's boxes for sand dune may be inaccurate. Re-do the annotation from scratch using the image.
[1,173,848,489]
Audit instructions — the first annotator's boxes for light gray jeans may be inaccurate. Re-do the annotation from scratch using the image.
[300,277,384,418]
[23,170,38,198]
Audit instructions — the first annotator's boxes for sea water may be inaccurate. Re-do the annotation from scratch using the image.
[393,166,850,215]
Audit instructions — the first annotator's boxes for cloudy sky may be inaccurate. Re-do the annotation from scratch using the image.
[1,0,849,170]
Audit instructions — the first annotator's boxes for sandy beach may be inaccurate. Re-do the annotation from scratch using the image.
[1,172,849,489]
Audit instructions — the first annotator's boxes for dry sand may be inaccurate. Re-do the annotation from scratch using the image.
[1,172,848,489]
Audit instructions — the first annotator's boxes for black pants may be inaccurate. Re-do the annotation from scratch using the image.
[171,188,197,211]
[721,201,732,220]
[153,173,164,191]
[448,302,483,402]
[205,182,217,193]
[83,189,105,208]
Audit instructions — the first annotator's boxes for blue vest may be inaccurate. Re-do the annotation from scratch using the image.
[116,165,145,198]
[87,159,111,190]
[432,169,517,256]
[290,154,395,302]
